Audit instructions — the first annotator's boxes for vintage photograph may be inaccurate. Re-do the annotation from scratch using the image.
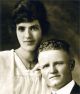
[0,0,80,94]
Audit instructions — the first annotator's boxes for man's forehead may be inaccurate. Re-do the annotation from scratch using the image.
[38,50,69,63]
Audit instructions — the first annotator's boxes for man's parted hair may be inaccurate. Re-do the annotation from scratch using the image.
[39,39,71,55]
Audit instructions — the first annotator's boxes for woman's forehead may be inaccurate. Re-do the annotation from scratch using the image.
[16,20,40,27]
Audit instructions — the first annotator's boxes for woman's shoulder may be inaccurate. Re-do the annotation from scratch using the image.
[0,49,15,82]
[0,49,14,57]
[0,49,14,64]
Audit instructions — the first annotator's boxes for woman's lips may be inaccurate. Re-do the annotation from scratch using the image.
[23,40,35,44]
[24,40,34,42]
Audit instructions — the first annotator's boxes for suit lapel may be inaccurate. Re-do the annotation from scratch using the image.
[70,83,80,94]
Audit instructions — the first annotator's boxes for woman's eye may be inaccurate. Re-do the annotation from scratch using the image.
[31,26,39,31]
[18,26,25,31]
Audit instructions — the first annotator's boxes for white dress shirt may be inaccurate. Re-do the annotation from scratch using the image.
[51,80,75,94]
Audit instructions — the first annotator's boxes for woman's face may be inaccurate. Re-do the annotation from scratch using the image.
[16,20,42,52]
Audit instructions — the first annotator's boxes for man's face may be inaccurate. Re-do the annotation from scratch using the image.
[38,50,74,90]
[16,20,42,51]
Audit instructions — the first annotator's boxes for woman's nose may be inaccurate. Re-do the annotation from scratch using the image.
[24,29,31,38]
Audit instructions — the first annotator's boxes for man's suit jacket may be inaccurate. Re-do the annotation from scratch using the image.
[71,83,80,94]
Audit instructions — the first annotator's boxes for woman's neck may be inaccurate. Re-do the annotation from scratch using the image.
[15,47,38,69]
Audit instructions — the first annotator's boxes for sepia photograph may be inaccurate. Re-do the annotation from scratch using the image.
[0,0,80,94]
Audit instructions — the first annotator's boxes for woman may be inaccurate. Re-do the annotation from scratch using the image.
[0,0,49,94]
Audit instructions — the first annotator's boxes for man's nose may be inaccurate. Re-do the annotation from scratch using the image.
[50,65,57,73]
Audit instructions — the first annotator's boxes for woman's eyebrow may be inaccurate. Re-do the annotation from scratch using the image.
[18,26,25,30]
[30,24,40,28]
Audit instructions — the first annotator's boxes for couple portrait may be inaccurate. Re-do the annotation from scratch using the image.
[0,0,80,94]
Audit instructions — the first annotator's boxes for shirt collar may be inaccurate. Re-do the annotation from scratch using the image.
[52,80,75,94]
[14,52,31,76]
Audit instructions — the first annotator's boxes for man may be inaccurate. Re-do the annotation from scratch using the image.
[38,39,80,94]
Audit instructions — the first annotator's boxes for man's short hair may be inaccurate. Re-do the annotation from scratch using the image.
[39,39,71,54]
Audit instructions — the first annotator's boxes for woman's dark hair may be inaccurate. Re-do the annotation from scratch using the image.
[11,0,50,35]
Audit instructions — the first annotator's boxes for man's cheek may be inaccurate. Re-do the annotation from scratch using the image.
[41,71,46,78]
[43,72,48,79]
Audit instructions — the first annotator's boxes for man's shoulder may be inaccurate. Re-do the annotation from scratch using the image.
[71,83,80,94]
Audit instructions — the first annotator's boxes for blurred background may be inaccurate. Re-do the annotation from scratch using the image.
[0,0,80,84]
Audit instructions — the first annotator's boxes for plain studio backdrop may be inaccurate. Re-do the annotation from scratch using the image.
[0,0,80,85]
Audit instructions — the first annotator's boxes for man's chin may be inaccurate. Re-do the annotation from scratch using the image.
[47,80,61,88]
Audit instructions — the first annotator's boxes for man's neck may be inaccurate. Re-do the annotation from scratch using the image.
[50,79,73,91]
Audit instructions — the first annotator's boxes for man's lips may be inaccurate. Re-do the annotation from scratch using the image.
[49,75,60,79]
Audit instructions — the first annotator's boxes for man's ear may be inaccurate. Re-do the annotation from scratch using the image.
[69,59,75,71]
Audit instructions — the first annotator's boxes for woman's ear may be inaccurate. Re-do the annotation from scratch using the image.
[69,59,75,71]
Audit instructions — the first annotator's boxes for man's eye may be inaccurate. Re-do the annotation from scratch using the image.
[43,64,49,69]
[18,26,25,31]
